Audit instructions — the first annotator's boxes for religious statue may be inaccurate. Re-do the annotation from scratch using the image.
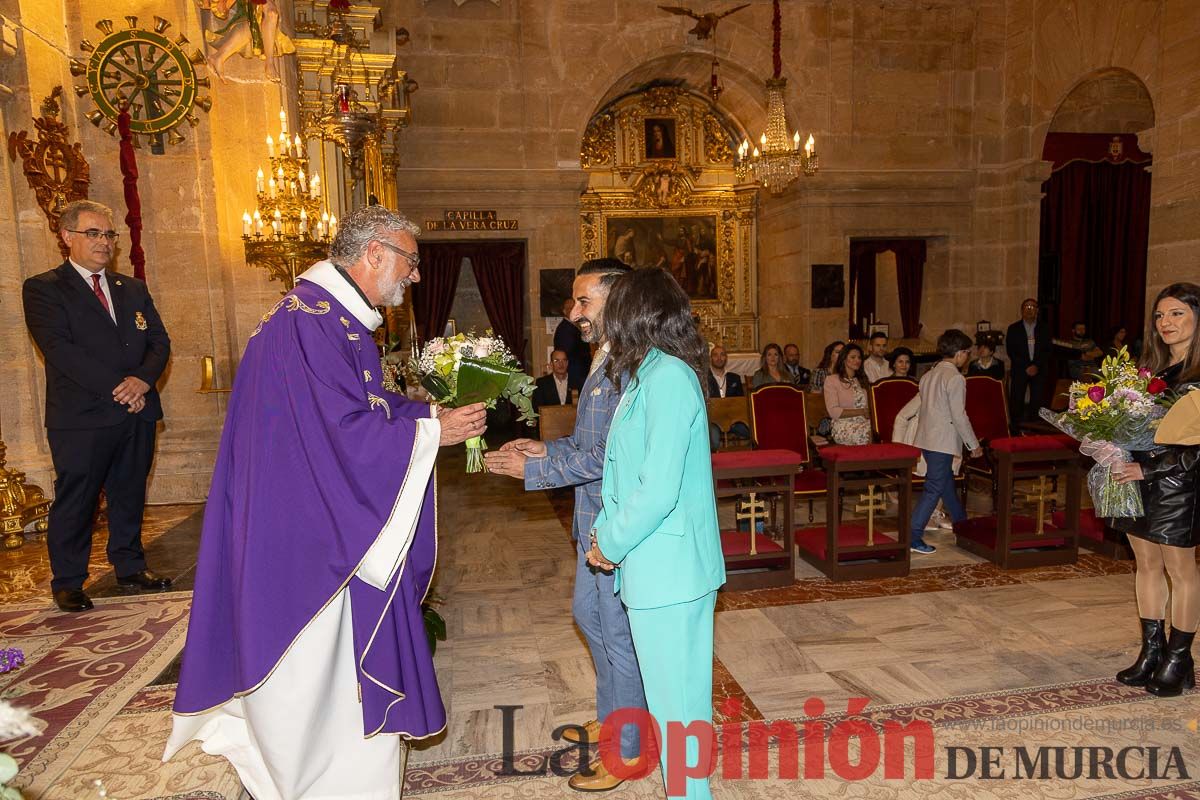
[197,0,295,82]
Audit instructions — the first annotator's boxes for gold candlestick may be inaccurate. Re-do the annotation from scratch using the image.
[0,440,50,549]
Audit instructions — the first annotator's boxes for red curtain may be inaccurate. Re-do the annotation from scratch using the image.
[849,239,926,339]
[1039,133,1152,341]
[469,242,527,367]
[412,243,464,343]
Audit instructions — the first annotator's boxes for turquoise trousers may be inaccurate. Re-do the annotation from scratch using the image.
[626,590,717,799]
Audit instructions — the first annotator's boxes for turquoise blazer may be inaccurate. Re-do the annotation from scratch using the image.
[593,348,726,610]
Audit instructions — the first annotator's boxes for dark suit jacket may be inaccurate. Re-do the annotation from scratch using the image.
[707,370,745,398]
[553,318,591,391]
[1005,319,1052,373]
[532,373,572,410]
[23,262,170,430]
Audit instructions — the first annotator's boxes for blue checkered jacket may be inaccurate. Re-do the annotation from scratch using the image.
[525,351,619,540]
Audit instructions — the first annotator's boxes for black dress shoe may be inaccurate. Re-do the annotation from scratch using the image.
[53,589,94,613]
[116,569,173,592]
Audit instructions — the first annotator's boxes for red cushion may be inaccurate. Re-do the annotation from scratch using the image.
[990,435,1075,455]
[720,530,786,557]
[795,524,904,561]
[750,385,810,461]
[955,515,1069,550]
[711,449,806,471]
[794,468,827,494]
[820,443,922,464]
[870,378,919,442]
[1052,508,1107,541]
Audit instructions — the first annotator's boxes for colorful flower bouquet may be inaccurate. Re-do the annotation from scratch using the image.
[414,333,536,472]
[1040,348,1175,518]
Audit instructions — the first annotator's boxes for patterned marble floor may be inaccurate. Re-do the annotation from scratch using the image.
[2,451,1197,799]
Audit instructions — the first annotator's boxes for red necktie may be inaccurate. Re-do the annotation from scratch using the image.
[91,273,111,314]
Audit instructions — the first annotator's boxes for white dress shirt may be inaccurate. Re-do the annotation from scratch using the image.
[71,259,116,323]
[864,356,893,384]
[554,374,569,404]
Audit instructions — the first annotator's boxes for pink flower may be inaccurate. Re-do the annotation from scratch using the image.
[1087,386,1106,403]
[1138,368,1152,378]
[428,341,446,355]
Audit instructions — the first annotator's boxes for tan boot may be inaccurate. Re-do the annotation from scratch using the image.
[568,757,628,792]
[559,718,601,744]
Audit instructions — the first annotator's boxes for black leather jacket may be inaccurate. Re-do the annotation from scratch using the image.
[1113,369,1200,547]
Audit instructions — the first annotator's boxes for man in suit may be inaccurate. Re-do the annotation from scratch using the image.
[783,342,812,385]
[707,344,749,451]
[1005,297,1052,434]
[532,349,572,411]
[22,200,172,613]
[554,298,591,392]
[484,259,646,792]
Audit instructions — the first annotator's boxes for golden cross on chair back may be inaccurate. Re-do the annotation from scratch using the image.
[854,484,887,546]
[1021,476,1051,535]
[735,492,768,555]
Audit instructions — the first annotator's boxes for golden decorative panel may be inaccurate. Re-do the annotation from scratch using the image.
[578,86,756,351]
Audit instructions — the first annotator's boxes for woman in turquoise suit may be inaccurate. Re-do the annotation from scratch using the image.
[586,267,726,799]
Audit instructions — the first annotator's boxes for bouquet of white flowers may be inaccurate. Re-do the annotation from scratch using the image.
[414,333,536,472]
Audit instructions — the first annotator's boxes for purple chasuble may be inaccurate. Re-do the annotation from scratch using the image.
[173,277,445,738]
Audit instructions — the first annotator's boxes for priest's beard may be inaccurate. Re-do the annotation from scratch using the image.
[379,273,414,307]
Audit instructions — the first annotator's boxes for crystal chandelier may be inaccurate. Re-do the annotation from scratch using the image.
[242,109,336,289]
[734,0,818,195]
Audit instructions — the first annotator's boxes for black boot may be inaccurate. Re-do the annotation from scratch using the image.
[1116,618,1166,686]
[1146,628,1196,697]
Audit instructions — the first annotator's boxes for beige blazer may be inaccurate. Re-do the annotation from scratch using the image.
[896,361,980,457]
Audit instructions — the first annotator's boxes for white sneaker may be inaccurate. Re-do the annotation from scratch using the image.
[926,508,948,531]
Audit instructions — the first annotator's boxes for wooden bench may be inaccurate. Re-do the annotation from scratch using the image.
[538,404,576,442]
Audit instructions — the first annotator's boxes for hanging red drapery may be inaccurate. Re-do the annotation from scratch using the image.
[848,238,926,339]
[469,242,528,368]
[116,108,146,282]
[411,242,464,343]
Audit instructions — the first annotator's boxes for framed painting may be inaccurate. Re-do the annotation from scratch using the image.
[644,118,677,159]
[605,214,718,300]
[539,268,577,317]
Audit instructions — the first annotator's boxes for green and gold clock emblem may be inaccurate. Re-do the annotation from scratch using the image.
[70,16,212,150]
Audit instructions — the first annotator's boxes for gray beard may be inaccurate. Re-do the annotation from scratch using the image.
[379,274,413,307]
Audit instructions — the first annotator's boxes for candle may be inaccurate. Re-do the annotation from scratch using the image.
[329,215,338,238]
[316,219,325,239]
[753,147,760,157]
[293,134,301,154]
[793,131,800,150]
[759,133,767,147]
[310,173,320,198]
[299,209,308,234]
[268,177,276,198]
[279,109,287,136]
[253,209,262,234]
[242,211,251,236]
[298,169,307,191]
[277,166,284,182]
[805,134,815,156]
[272,209,282,235]
[266,135,274,157]
[256,167,264,193]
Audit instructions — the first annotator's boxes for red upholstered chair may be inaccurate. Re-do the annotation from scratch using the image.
[869,377,919,444]
[964,375,1011,506]
[750,385,826,520]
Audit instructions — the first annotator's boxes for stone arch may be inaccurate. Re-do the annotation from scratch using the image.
[1047,68,1154,134]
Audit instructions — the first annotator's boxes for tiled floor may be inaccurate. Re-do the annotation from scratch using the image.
[5,447,1198,800]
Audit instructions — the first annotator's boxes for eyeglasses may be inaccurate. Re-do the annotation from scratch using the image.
[376,240,420,270]
[66,228,119,242]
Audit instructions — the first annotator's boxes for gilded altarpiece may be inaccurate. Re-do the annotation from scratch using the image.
[578,86,758,351]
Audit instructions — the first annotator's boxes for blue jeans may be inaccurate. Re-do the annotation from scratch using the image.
[709,421,752,452]
[572,538,647,758]
[909,450,966,544]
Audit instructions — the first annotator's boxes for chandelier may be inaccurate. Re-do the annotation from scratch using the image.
[242,109,335,289]
[734,0,818,194]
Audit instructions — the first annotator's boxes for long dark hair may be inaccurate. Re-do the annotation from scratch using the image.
[1142,282,1200,382]
[834,343,868,392]
[817,340,845,370]
[603,267,708,393]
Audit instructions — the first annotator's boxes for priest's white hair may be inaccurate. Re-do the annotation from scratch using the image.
[329,205,420,269]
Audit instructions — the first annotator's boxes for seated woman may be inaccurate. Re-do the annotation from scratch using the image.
[968,337,1005,380]
[751,342,795,388]
[809,340,845,393]
[889,346,916,380]
[586,267,725,800]
[823,343,872,445]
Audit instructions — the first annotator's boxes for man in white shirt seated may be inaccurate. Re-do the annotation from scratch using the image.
[532,349,573,410]
[864,331,894,383]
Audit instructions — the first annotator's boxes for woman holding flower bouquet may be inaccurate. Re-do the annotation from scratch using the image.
[586,267,725,799]
[1109,283,1200,697]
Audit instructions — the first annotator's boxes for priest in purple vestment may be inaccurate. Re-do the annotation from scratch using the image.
[164,207,487,800]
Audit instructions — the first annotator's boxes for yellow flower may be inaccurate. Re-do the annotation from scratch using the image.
[1077,397,1095,411]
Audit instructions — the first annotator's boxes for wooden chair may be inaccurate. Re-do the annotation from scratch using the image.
[750,385,825,521]
[804,391,829,445]
[707,395,752,449]
[538,405,576,442]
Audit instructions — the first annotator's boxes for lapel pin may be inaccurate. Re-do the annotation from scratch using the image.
[134,311,147,330]
[114,280,122,286]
